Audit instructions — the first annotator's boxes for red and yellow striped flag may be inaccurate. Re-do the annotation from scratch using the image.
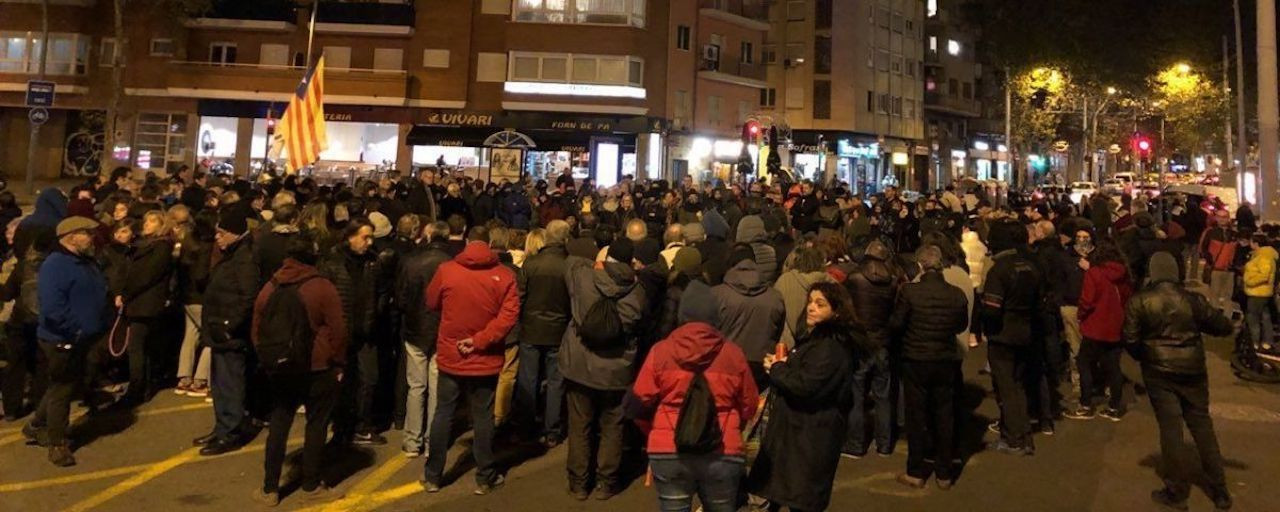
[270,56,327,173]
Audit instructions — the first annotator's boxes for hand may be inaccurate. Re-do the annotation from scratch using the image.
[1078,259,1090,271]
[457,338,475,355]
[762,354,777,372]
[968,334,980,348]
[115,296,123,308]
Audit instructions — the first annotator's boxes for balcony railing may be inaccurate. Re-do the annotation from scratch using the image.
[202,0,295,21]
[698,0,768,22]
[168,61,408,99]
[700,59,765,81]
[316,0,414,26]
[925,91,980,117]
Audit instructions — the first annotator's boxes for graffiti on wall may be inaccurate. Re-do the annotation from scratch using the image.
[62,110,106,177]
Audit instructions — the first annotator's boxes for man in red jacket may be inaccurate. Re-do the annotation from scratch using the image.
[421,232,520,495]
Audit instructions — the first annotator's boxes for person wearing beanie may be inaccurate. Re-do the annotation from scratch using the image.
[697,211,733,285]
[629,280,758,512]
[1125,252,1235,511]
[657,247,705,340]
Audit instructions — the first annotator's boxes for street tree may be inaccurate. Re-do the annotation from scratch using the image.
[1149,63,1228,158]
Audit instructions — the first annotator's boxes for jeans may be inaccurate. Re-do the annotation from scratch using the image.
[1143,369,1228,498]
[263,369,340,493]
[30,341,85,446]
[1077,339,1125,411]
[176,305,210,382]
[1208,270,1235,314]
[211,348,247,439]
[494,344,520,425]
[649,454,744,512]
[335,339,379,436]
[1246,296,1275,347]
[2,322,45,418]
[402,345,438,453]
[844,347,892,454]
[565,380,625,491]
[423,372,498,486]
[514,343,565,439]
[902,359,960,480]
[988,342,1032,448]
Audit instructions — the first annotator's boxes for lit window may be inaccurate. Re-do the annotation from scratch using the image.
[948,39,961,56]
[0,32,90,75]
[509,51,643,87]
[150,38,175,57]
[515,0,646,28]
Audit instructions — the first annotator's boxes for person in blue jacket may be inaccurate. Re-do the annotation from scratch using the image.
[23,216,109,467]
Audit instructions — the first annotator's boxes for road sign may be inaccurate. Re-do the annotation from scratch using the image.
[25,80,55,107]
[28,107,48,126]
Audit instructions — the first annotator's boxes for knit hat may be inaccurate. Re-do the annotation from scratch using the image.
[1148,252,1180,284]
[701,208,730,239]
[607,237,634,264]
[217,206,250,235]
[671,247,703,278]
[1135,211,1155,229]
[678,280,719,325]
[634,240,661,265]
[682,222,707,244]
[368,211,392,238]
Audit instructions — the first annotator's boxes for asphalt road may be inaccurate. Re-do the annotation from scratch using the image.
[3,333,1280,512]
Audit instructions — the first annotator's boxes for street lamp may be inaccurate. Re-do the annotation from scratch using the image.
[1177,62,1192,74]
[1106,86,1118,95]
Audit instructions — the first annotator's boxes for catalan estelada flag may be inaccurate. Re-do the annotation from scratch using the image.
[270,56,327,173]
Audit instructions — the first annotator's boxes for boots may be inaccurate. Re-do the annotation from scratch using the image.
[48,444,76,467]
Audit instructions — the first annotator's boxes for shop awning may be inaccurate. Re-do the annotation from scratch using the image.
[407,126,636,153]
[406,126,498,147]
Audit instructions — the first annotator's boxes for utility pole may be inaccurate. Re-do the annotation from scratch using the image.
[1081,95,1089,184]
[24,0,49,195]
[1005,67,1013,187]
[1234,0,1249,196]
[1224,36,1235,190]
[1258,0,1279,220]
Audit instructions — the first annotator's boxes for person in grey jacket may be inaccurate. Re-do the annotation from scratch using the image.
[712,251,785,389]
[774,246,834,348]
[558,239,646,501]
[736,215,778,283]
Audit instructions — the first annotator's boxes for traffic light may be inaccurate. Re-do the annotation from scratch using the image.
[742,120,762,144]
[1131,133,1152,158]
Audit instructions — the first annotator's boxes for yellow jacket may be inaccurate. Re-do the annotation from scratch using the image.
[1243,246,1278,297]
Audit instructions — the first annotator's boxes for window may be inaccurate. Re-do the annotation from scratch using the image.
[762,45,777,64]
[786,0,805,21]
[963,81,973,99]
[891,96,903,116]
[905,99,915,119]
[813,80,831,120]
[905,59,915,77]
[814,36,831,74]
[785,43,804,63]
[928,0,938,17]
[324,46,351,69]
[373,48,404,71]
[260,44,289,67]
[740,42,753,64]
[133,112,187,171]
[707,95,722,125]
[676,25,691,51]
[891,54,902,75]
[876,7,890,28]
[510,51,643,86]
[949,78,959,97]
[948,39,961,56]
[929,36,937,54]
[149,38,174,57]
[906,19,914,34]
[891,12,904,33]
[514,0,646,28]
[0,32,90,75]
[875,49,889,71]
[209,42,236,65]
[816,0,832,29]
[760,88,776,107]
[877,93,889,114]
[866,91,874,112]
[674,89,690,127]
[100,37,118,67]
[423,49,450,68]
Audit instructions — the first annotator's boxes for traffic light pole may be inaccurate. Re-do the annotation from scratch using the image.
[1258,0,1279,220]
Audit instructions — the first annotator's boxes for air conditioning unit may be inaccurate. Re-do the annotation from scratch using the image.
[702,44,720,70]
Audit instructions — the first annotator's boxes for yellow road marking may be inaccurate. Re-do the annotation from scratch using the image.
[0,402,210,447]
[356,482,423,511]
[63,447,203,512]
[297,455,412,512]
[0,437,302,493]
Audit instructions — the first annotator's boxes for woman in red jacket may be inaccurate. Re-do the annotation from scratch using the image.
[630,281,758,512]
[1067,239,1134,422]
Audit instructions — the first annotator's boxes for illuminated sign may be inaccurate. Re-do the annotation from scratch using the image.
[504,81,647,99]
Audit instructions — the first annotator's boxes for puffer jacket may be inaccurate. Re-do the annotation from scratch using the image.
[202,236,261,350]
[97,242,131,303]
[774,270,834,348]
[1124,280,1233,375]
[889,270,970,361]
[845,258,899,350]
[518,244,572,346]
[427,241,520,376]
[559,256,647,391]
[396,239,452,353]
[1243,246,1278,298]
[630,322,759,456]
[14,188,67,258]
[122,236,174,319]
[1079,261,1133,343]
[318,244,382,341]
[36,247,109,345]
[736,216,778,283]
[712,260,785,362]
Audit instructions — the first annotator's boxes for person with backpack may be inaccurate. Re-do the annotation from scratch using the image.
[629,281,758,512]
[421,233,520,495]
[250,235,346,506]
[558,238,647,501]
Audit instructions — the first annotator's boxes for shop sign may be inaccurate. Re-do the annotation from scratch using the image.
[791,144,827,154]
[324,113,354,122]
[425,112,496,127]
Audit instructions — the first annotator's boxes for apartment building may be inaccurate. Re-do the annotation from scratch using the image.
[761,0,926,193]
[0,0,768,186]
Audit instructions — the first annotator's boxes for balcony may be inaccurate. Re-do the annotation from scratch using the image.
[315,0,414,35]
[698,59,766,88]
[925,91,980,118]
[699,0,769,31]
[187,0,296,31]
[166,61,408,105]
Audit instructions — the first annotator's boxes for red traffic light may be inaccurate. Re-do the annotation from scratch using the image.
[1137,139,1151,152]
[742,120,762,142]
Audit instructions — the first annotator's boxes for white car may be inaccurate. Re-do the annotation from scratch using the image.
[1102,178,1125,196]
[1070,181,1098,204]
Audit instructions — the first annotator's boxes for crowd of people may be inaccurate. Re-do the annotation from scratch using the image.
[0,164,1267,511]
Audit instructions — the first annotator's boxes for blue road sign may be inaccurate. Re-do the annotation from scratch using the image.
[26,80,55,107]
[29,107,49,125]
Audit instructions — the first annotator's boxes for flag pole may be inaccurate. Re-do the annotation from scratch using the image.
[305,0,318,66]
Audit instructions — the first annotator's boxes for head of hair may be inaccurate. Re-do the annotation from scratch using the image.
[807,281,858,328]
[272,203,299,226]
[286,233,321,265]
[142,209,171,238]
[489,226,510,249]
[342,218,373,242]
[663,223,684,245]
[788,246,827,273]
[525,228,546,256]
[271,190,297,210]
[545,219,571,246]
[817,234,846,262]
[424,221,449,242]
[467,225,489,243]
[446,214,467,236]
[1090,238,1128,267]
[397,214,422,239]
[916,245,945,272]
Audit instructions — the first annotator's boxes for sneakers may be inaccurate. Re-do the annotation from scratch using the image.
[296,484,333,504]
[185,382,209,398]
[352,432,387,446]
[474,475,506,495]
[251,488,280,507]
[840,451,865,460]
[935,478,954,491]
[895,473,926,489]
[1099,408,1125,422]
[990,439,1034,456]
[876,447,894,457]
[1150,488,1188,511]
[420,479,442,493]
[174,378,192,395]
[22,423,47,446]
[987,420,1002,434]
[1210,488,1233,510]
[1040,422,1056,436]
[592,485,616,501]
[569,487,590,501]
[47,444,76,467]
[1064,407,1096,420]
[402,446,422,458]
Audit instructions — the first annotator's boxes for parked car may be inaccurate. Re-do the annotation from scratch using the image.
[1070,181,1098,204]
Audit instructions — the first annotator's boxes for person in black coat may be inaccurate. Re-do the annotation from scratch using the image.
[437,183,471,227]
[396,221,453,456]
[471,183,498,227]
[842,240,901,457]
[747,282,862,512]
[254,204,300,284]
[119,211,175,405]
[514,220,573,445]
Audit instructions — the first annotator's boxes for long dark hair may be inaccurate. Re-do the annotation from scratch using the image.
[807,281,858,329]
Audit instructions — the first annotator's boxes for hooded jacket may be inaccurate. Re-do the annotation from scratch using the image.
[559,256,647,391]
[1079,261,1134,343]
[1243,246,1278,297]
[696,209,732,286]
[736,215,778,283]
[630,322,758,456]
[1124,253,1233,375]
[846,254,900,351]
[426,241,520,376]
[774,270,834,348]
[15,188,67,258]
[712,260,785,362]
[252,259,347,371]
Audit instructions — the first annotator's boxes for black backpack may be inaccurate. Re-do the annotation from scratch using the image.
[255,277,316,375]
[578,296,625,350]
[674,370,722,454]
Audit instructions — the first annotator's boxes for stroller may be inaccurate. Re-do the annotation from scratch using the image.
[1232,320,1280,383]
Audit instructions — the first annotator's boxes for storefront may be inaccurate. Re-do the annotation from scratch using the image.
[788,130,897,195]
[406,110,661,187]
[967,139,1010,182]
[668,135,760,185]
